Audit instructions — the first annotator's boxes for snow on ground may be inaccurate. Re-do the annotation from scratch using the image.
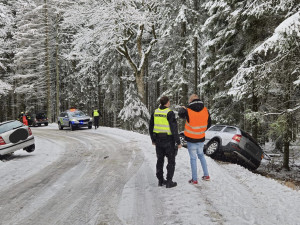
[0,131,66,189]
[1,124,300,225]
[96,126,300,225]
[257,141,300,187]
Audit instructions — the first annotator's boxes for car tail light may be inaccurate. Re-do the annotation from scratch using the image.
[0,136,6,145]
[232,134,242,143]
[28,127,32,136]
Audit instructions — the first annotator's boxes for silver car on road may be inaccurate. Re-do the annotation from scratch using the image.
[0,120,35,156]
[58,109,93,131]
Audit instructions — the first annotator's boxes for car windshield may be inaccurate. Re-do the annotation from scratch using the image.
[70,111,86,117]
[0,121,24,134]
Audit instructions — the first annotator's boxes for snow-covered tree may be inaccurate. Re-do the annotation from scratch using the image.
[156,0,207,107]
[119,81,150,131]
[230,8,300,169]
[63,0,159,105]
[0,1,14,120]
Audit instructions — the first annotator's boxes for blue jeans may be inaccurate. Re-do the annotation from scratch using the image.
[187,142,209,181]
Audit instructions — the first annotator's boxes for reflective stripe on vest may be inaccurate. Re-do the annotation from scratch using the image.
[93,110,99,117]
[153,108,172,135]
[184,107,209,139]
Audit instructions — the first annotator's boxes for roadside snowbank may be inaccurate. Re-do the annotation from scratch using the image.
[97,126,300,225]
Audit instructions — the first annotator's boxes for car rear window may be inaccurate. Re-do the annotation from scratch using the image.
[208,125,225,131]
[223,127,237,134]
[241,130,261,148]
[0,121,24,134]
[36,113,46,119]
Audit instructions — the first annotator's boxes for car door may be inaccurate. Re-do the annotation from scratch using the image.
[205,125,226,144]
[63,113,70,126]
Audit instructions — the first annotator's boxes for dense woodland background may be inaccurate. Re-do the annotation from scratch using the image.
[0,0,299,169]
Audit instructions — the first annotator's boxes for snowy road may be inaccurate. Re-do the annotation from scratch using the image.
[0,125,299,225]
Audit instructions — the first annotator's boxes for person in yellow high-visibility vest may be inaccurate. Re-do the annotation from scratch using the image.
[149,96,182,188]
[93,109,101,129]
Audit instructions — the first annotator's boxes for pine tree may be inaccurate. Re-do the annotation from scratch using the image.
[119,81,150,131]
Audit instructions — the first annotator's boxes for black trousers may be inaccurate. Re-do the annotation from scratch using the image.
[94,116,99,128]
[155,137,176,182]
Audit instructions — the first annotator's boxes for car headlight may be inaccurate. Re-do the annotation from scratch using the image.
[70,119,77,122]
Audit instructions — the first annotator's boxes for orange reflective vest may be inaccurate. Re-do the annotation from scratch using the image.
[184,107,209,139]
[22,115,28,126]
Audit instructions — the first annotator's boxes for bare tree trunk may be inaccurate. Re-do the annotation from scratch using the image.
[252,92,258,140]
[194,36,198,95]
[136,71,145,103]
[118,67,124,128]
[283,63,292,170]
[145,57,149,108]
[44,0,52,122]
[55,14,60,122]
[283,115,290,170]
[181,17,188,105]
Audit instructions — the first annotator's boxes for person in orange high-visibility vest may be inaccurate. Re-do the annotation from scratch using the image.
[22,113,28,126]
[179,94,211,184]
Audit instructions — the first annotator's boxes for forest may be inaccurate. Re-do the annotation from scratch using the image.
[0,0,299,169]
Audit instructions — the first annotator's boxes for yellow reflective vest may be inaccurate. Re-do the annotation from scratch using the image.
[93,110,99,117]
[153,108,172,135]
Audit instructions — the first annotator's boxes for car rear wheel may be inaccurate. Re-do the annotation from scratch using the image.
[24,144,35,153]
[205,140,219,157]
[44,123,48,126]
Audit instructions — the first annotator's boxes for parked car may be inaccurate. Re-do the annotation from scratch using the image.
[0,120,35,156]
[179,125,263,170]
[57,108,93,131]
[24,112,48,127]
[35,112,49,126]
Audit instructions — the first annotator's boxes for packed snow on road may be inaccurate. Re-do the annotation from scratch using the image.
[0,124,299,225]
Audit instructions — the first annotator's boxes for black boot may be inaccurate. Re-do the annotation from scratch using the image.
[158,179,167,186]
[166,180,177,188]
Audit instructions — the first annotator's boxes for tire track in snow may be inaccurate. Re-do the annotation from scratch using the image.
[0,128,144,225]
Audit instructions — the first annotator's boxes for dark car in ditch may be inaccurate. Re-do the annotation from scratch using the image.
[180,125,264,170]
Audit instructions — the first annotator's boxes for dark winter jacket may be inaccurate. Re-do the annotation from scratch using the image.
[149,105,181,145]
[178,99,212,143]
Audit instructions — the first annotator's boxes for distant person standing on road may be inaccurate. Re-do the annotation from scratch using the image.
[93,109,101,129]
[179,94,211,184]
[22,112,28,126]
[149,96,182,188]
